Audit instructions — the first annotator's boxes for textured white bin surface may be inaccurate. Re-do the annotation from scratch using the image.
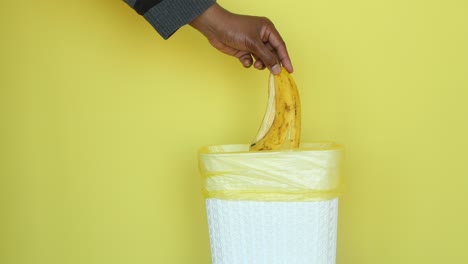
[207,199,338,264]
[199,143,343,264]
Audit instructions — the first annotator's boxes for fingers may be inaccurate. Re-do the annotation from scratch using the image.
[237,50,267,70]
[254,60,265,70]
[237,52,253,68]
[265,25,293,73]
[245,44,278,72]
[240,53,266,70]
[250,54,264,70]
[251,40,281,75]
[266,30,293,73]
[250,20,293,75]
[201,12,293,74]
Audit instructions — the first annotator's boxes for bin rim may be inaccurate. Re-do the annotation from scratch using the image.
[199,142,344,156]
[198,142,344,202]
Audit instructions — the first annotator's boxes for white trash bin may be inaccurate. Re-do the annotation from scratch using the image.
[199,143,344,264]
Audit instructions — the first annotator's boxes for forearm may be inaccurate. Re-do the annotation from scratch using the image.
[189,3,230,39]
[124,0,216,39]
[124,0,293,73]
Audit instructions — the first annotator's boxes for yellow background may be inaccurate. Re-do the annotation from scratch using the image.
[1,0,467,263]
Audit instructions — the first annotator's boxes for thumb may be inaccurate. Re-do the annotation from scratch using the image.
[252,41,281,75]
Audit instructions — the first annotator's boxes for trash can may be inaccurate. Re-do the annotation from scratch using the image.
[199,142,344,264]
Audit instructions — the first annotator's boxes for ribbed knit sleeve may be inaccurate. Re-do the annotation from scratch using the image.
[124,0,216,39]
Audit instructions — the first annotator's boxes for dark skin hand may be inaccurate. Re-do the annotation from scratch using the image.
[189,3,293,75]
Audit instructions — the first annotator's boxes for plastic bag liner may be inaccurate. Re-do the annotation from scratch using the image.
[199,142,343,202]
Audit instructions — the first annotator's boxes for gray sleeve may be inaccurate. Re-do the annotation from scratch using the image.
[124,0,216,40]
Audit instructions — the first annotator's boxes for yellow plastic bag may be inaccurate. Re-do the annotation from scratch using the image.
[199,142,344,202]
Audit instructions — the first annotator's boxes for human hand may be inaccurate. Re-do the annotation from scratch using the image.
[189,3,293,75]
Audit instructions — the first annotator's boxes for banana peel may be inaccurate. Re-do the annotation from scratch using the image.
[250,67,301,151]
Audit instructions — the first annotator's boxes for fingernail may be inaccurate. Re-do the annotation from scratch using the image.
[243,59,251,67]
[271,64,281,75]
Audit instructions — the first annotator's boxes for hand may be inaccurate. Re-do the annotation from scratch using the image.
[189,3,293,75]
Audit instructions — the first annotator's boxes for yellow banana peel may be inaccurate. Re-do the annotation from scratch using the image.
[250,67,301,151]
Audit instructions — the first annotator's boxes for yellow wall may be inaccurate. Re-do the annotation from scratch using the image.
[1,0,467,263]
